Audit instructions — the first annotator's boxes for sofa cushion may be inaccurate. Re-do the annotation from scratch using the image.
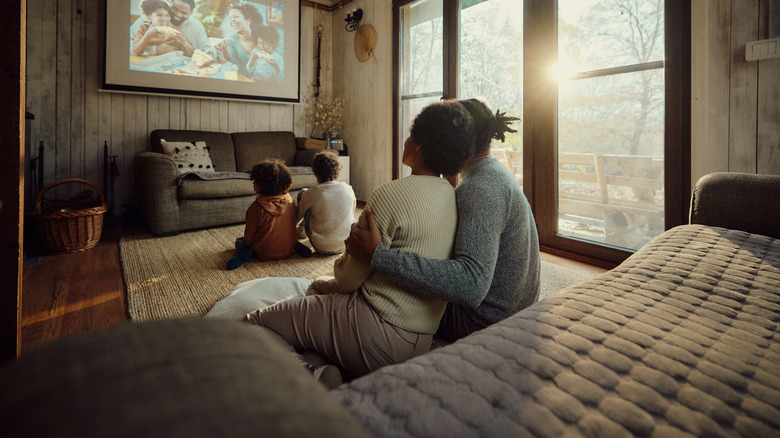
[151,130,238,172]
[289,166,318,190]
[232,131,297,171]
[178,172,255,199]
[161,139,216,173]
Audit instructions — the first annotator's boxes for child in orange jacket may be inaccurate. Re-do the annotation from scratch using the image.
[227,159,301,270]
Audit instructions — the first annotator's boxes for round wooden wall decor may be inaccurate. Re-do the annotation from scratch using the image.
[354,24,378,63]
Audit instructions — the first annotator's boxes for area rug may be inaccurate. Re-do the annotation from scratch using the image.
[120,225,595,321]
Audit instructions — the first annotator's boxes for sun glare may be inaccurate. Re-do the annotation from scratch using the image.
[551,59,581,82]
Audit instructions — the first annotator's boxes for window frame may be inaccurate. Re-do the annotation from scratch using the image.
[393,0,690,266]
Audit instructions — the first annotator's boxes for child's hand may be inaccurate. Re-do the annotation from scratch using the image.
[345,208,381,263]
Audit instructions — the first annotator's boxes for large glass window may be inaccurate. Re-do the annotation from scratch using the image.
[398,0,444,178]
[460,0,524,188]
[556,0,665,251]
[395,0,688,265]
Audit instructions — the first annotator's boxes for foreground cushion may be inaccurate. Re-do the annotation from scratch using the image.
[205,277,312,320]
[0,318,367,437]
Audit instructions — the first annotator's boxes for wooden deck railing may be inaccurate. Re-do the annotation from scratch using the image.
[493,149,665,244]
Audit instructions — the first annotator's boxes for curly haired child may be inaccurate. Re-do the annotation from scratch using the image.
[296,151,356,255]
[227,159,300,270]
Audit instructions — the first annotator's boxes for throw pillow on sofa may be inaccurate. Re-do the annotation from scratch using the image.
[161,139,216,174]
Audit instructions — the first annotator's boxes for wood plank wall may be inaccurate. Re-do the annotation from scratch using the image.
[691,0,780,188]
[24,0,779,222]
[24,0,350,218]
[332,0,394,202]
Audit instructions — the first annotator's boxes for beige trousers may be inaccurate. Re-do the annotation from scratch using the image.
[244,289,432,376]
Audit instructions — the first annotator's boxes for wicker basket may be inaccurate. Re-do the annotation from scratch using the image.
[32,178,108,255]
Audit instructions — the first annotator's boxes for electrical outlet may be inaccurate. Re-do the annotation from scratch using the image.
[746,37,780,61]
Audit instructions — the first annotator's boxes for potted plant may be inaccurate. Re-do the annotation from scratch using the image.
[304,92,346,149]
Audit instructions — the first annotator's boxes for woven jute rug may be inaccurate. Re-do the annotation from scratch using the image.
[120,224,340,321]
[120,224,594,321]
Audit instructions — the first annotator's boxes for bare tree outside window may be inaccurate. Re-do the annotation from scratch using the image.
[557,0,665,251]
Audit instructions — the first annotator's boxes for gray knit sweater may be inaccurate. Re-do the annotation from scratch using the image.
[372,157,541,327]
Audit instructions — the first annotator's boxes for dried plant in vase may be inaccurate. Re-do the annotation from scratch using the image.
[304,92,346,143]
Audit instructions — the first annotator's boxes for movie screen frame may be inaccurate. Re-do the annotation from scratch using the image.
[103,0,301,103]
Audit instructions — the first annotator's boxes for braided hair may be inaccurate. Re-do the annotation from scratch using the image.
[458,98,520,155]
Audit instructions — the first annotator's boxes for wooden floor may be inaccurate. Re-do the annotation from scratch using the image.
[20,220,610,354]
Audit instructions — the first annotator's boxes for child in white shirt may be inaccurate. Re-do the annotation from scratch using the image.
[297,151,356,255]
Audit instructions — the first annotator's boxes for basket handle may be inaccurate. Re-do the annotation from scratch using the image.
[34,178,106,213]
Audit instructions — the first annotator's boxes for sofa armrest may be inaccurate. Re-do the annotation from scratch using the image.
[134,151,181,235]
[689,172,780,239]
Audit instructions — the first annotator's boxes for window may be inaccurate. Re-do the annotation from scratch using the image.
[394,0,689,265]
[397,0,445,178]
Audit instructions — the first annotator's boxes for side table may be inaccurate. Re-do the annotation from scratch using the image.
[338,156,350,183]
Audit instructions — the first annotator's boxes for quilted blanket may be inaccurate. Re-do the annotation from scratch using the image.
[332,224,780,437]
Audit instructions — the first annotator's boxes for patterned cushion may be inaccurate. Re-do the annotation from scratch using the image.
[161,139,215,173]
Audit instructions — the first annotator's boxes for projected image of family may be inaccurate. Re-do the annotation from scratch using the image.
[129,0,285,83]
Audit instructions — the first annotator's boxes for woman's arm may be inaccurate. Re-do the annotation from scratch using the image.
[368,184,502,308]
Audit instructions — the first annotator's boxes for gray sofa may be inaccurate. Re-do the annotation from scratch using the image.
[134,130,320,235]
[1,172,778,437]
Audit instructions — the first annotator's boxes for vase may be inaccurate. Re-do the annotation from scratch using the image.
[323,133,332,149]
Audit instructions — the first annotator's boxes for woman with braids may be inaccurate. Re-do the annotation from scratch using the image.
[346,97,541,343]
[243,100,475,382]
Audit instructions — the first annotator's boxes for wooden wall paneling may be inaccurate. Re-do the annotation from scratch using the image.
[70,0,85,188]
[171,97,184,129]
[110,93,124,212]
[55,0,74,199]
[377,0,393,197]
[251,103,271,131]
[198,99,210,131]
[729,0,759,173]
[97,88,112,208]
[25,0,42,211]
[690,0,707,186]
[120,95,135,212]
[206,99,218,132]
[84,0,101,192]
[696,0,732,186]
[129,95,148,208]
[186,99,199,130]
[219,100,229,132]
[333,0,393,201]
[39,0,57,195]
[277,104,294,131]
[146,96,161,138]
[228,101,241,133]
[757,1,780,175]
[757,58,780,174]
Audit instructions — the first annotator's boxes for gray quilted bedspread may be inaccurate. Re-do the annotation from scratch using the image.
[332,225,780,437]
